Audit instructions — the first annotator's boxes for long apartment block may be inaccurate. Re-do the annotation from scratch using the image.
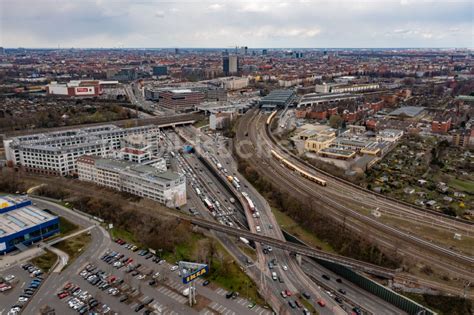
[3,124,161,176]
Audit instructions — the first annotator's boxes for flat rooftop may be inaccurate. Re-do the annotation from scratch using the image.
[0,203,58,239]
[320,147,356,156]
[93,157,181,182]
[388,106,425,118]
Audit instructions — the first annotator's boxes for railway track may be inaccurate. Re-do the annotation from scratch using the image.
[266,110,472,230]
[234,110,473,284]
[265,110,474,256]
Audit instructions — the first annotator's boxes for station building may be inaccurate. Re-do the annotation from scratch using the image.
[0,195,59,254]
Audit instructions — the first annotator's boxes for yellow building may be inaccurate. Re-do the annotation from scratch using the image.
[304,135,336,153]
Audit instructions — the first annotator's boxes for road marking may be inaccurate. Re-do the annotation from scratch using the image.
[20,281,25,288]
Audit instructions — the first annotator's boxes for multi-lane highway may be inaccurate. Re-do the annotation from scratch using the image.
[176,126,406,314]
[175,127,347,314]
[235,109,474,292]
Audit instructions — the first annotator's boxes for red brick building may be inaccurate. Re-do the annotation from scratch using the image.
[431,117,452,133]
[159,89,204,111]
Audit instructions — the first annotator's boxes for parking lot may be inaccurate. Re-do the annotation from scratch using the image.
[0,263,46,314]
[43,238,271,315]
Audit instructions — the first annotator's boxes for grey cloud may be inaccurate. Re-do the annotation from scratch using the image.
[0,0,472,48]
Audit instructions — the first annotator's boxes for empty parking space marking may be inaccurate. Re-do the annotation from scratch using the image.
[215,288,226,296]
[158,286,187,304]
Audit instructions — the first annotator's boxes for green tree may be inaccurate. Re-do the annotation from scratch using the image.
[329,115,343,129]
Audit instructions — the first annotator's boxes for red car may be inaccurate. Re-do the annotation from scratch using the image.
[284,290,292,297]
[317,299,326,307]
[57,291,69,299]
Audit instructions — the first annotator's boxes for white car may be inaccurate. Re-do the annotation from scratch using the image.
[18,296,29,302]
[4,275,15,282]
[282,265,288,271]
[170,265,179,271]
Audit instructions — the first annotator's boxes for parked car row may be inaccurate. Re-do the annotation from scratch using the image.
[8,276,43,315]
[56,282,108,314]
[113,239,165,264]
[21,263,43,278]
[0,274,15,292]
[79,263,124,295]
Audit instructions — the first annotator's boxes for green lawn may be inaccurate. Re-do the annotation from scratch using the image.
[237,244,257,261]
[449,178,474,194]
[205,242,265,306]
[272,207,336,253]
[59,216,79,235]
[30,249,58,272]
[162,232,204,263]
[298,294,319,314]
[53,233,92,266]
[110,227,141,246]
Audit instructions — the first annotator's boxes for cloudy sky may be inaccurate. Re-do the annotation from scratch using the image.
[1,0,472,48]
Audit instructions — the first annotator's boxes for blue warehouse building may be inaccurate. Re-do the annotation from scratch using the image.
[0,195,59,254]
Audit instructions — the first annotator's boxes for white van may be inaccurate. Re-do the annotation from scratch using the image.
[256,225,261,233]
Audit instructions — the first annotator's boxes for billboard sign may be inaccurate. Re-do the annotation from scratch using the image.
[180,262,209,284]
[75,87,95,95]
[182,265,208,284]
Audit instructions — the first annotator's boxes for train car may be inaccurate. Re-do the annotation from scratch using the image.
[270,150,327,187]
[266,110,277,125]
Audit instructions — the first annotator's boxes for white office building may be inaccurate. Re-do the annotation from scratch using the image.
[4,124,162,176]
[77,155,186,207]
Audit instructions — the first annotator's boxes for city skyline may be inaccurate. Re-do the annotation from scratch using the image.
[1,0,473,49]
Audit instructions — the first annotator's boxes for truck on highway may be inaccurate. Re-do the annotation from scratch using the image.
[245,196,255,212]
[232,179,240,190]
[239,237,250,245]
